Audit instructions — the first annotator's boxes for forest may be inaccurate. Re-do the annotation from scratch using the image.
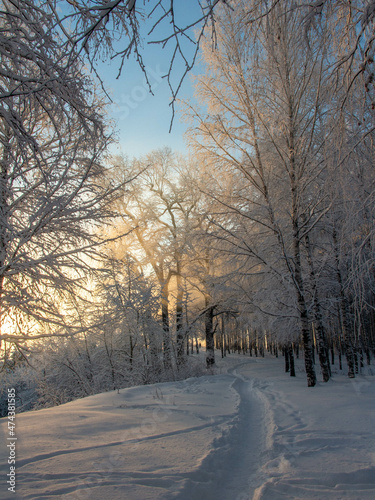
[1,0,375,415]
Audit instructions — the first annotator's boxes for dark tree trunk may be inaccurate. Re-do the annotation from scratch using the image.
[288,96,316,386]
[338,342,343,370]
[304,226,331,382]
[0,127,10,348]
[289,344,296,377]
[161,280,172,370]
[129,335,134,369]
[205,302,215,368]
[333,226,355,378]
[175,268,185,365]
[292,218,316,386]
[221,315,225,358]
[284,345,290,372]
[301,310,317,387]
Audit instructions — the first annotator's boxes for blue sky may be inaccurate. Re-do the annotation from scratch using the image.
[97,1,205,159]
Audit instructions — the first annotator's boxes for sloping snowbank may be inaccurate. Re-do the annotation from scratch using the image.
[0,353,374,500]
[0,371,242,500]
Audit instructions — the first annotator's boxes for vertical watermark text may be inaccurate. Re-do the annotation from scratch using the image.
[6,388,16,493]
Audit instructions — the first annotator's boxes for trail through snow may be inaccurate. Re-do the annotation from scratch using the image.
[1,354,375,499]
[171,361,264,500]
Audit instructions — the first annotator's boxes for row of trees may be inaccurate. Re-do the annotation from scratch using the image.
[185,0,375,386]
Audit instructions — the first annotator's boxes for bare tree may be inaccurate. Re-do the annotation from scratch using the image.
[245,1,375,110]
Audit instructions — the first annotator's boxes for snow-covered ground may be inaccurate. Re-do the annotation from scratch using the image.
[1,353,375,499]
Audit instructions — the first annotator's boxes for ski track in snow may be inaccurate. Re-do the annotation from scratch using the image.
[0,354,375,500]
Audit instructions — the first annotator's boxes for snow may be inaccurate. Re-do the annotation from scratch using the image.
[1,354,375,499]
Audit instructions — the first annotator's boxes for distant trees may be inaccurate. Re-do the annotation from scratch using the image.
[103,150,195,369]
[103,150,240,370]
[93,253,163,382]
[180,166,238,368]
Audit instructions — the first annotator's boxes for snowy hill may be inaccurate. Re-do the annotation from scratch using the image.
[1,355,375,500]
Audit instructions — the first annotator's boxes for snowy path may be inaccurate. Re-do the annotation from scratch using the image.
[1,354,375,499]
[171,361,265,500]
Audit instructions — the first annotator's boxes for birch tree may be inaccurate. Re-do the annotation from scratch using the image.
[246,1,375,102]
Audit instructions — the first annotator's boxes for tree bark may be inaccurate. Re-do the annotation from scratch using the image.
[205,295,215,368]
[304,226,331,381]
[289,344,296,377]
[0,125,10,349]
[161,279,172,370]
[284,345,290,372]
[288,81,316,386]
[175,264,185,365]
[333,225,355,378]
[291,178,316,386]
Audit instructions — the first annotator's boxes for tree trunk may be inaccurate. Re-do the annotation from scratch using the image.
[289,344,296,377]
[129,335,134,370]
[161,279,172,370]
[175,266,185,365]
[304,226,331,381]
[0,126,10,347]
[292,207,316,386]
[290,145,316,386]
[284,345,290,372]
[205,296,215,368]
[221,315,225,358]
[333,225,355,378]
